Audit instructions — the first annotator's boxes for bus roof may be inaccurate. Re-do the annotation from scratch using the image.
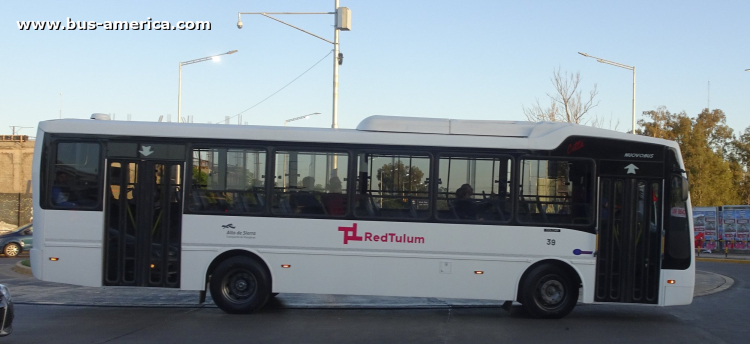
[38,115,679,152]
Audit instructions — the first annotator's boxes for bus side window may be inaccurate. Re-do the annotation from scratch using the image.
[50,142,101,209]
[517,158,593,226]
[663,175,691,270]
[354,152,431,220]
[271,150,349,217]
[190,148,266,214]
[436,155,512,223]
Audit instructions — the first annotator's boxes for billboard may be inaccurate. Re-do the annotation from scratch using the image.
[693,207,718,250]
[721,205,750,250]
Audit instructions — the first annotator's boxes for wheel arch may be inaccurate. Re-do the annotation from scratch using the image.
[204,249,273,291]
[514,258,583,302]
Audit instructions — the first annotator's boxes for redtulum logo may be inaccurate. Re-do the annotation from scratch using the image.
[338,223,425,245]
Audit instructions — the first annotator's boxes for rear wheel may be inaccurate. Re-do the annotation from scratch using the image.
[520,264,578,319]
[209,256,271,314]
[3,243,20,257]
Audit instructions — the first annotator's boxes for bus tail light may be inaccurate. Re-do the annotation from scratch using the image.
[667,279,676,284]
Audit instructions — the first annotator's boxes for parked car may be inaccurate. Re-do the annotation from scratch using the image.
[1,224,32,257]
[0,284,12,336]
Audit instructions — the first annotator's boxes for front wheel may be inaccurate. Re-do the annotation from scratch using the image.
[209,256,271,314]
[520,264,578,319]
[3,243,21,257]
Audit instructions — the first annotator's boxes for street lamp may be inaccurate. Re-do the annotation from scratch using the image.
[237,1,351,129]
[282,112,321,188]
[178,50,238,123]
[579,52,636,134]
[284,112,321,126]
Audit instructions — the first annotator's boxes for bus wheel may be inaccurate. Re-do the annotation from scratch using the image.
[3,243,20,257]
[210,256,270,314]
[520,264,578,319]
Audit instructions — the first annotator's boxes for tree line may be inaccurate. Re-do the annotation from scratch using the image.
[525,68,749,207]
[638,107,750,206]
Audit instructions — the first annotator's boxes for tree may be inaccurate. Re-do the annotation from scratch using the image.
[523,67,599,124]
[730,127,750,204]
[638,107,741,206]
[376,162,426,193]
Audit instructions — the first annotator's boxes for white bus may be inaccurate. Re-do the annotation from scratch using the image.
[31,115,694,318]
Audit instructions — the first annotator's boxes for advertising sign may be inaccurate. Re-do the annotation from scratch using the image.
[693,207,718,250]
[721,206,750,250]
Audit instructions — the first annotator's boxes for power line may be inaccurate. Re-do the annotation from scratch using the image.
[223,50,333,124]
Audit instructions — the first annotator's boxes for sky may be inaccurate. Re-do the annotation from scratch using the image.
[1,0,749,138]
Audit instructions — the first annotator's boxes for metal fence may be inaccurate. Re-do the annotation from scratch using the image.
[0,193,33,227]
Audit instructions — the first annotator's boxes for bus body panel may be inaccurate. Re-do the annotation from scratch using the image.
[181,215,596,301]
[179,248,219,290]
[30,128,45,280]
[661,266,695,306]
[37,210,104,287]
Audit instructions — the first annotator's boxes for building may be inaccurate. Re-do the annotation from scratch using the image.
[0,135,34,227]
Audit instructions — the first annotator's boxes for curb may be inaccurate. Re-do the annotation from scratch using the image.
[696,258,750,264]
[694,270,734,297]
[13,260,32,275]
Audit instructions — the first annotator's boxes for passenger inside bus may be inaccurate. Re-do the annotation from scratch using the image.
[453,184,479,220]
[51,171,76,207]
[291,176,325,215]
[321,176,346,216]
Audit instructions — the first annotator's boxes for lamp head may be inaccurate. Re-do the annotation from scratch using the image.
[578,52,590,57]
[237,20,243,29]
[212,56,221,62]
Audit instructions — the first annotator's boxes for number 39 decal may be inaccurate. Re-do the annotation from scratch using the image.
[547,239,556,245]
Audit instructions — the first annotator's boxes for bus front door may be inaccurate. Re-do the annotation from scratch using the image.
[103,159,183,288]
[595,177,662,304]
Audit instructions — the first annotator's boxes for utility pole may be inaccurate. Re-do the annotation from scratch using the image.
[237,1,351,129]
[9,126,33,136]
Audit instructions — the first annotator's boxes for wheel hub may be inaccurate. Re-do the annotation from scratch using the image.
[540,280,564,305]
[223,270,257,303]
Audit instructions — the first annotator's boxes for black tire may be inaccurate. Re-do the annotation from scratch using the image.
[209,256,271,314]
[520,264,578,319]
[3,243,21,257]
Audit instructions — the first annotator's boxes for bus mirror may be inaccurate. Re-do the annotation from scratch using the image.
[681,176,690,202]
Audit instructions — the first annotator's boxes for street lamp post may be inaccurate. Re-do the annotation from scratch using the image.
[283,113,321,188]
[178,50,238,123]
[284,112,321,126]
[579,52,636,134]
[237,1,351,129]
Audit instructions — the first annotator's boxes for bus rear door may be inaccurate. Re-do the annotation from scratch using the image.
[103,143,184,288]
[595,159,663,304]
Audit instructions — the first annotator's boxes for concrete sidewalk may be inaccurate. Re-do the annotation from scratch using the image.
[696,251,750,264]
[0,262,734,309]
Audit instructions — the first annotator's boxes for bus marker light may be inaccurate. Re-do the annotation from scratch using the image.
[282,265,291,268]
[667,279,676,284]
[475,271,484,274]
[49,257,59,261]
[150,264,155,269]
